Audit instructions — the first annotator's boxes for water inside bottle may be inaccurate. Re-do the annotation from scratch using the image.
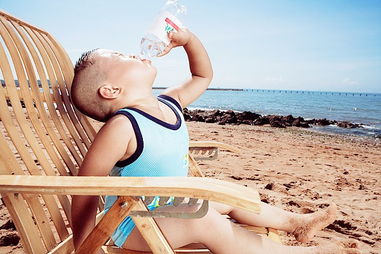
[139,0,186,60]
[140,34,167,60]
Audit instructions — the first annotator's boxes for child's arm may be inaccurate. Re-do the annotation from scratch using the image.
[159,29,213,108]
[71,116,133,250]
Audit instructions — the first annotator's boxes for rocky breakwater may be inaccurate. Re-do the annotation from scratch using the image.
[183,109,362,129]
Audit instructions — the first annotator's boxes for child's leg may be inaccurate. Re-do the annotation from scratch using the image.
[211,201,337,243]
[122,204,358,254]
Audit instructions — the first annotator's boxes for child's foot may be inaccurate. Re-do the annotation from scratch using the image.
[314,239,361,254]
[292,203,337,243]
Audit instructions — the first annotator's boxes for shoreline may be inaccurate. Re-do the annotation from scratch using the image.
[183,108,381,139]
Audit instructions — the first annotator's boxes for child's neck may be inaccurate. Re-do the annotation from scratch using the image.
[117,89,159,110]
[129,95,160,109]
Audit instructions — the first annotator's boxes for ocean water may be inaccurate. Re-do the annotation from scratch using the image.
[155,88,381,138]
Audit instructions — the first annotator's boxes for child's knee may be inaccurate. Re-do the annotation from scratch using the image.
[189,207,227,237]
[210,201,233,215]
[156,204,227,242]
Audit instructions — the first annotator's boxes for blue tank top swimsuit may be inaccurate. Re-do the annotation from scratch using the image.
[104,95,189,247]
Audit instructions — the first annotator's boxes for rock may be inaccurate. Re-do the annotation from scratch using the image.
[210,109,224,117]
[314,118,331,126]
[299,121,310,128]
[205,117,216,123]
[225,110,236,116]
[183,108,191,121]
[264,183,274,190]
[220,113,237,124]
[241,120,253,125]
[0,233,20,246]
[0,220,16,230]
[230,175,243,180]
[292,118,310,128]
[261,115,286,128]
[270,120,286,128]
[218,119,226,125]
[191,113,205,122]
[183,109,359,130]
[253,117,269,126]
[282,115,295,126]
[337,121,360,128]
[237,111,260,122]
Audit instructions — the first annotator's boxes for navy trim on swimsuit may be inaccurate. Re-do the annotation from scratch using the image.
[113,111,144,167]
[125,97,181,131]
[158,94,182,112]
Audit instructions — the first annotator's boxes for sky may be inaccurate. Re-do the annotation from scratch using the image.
[1,0,381,93]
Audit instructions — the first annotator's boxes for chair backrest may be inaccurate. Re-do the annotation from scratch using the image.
[0,10,97,253]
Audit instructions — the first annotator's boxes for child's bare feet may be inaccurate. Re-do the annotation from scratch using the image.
[314,239,361,254]
[292,203,337,243]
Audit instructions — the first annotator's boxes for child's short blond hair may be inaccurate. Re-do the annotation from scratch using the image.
[71,49,110,122]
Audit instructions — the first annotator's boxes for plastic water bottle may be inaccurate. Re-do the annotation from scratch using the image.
[140,0,186,60]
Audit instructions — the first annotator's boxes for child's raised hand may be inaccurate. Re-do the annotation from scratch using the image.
[157,28,193,57]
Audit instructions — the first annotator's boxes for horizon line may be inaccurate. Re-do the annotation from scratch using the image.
[153,86,381,95]
[0,80,379,95]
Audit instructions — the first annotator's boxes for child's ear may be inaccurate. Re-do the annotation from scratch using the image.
[98,84,121,99]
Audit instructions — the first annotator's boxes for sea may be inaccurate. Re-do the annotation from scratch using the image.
[2,79,380,138]
[155,88,381,138]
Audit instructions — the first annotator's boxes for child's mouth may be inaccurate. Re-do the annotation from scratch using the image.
[141,59,152,65]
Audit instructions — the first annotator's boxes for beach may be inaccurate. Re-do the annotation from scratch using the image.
[188,121,381,253]
[1,121,380,253]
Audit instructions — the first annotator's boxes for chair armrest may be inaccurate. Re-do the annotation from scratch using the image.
[0,175,259,213]
[189,141,241,154]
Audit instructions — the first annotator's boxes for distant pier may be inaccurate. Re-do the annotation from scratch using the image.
[1,80,378,97]
[152,86,379,96]
[238,89,379,97]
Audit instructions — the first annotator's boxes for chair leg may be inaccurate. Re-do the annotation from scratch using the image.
[188,155,204,177]
[132,200,175,254]
[76,196,139,254]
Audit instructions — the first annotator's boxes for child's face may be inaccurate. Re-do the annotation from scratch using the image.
[96,49,157,89]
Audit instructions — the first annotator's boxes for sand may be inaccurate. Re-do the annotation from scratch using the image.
[0,121,380,253]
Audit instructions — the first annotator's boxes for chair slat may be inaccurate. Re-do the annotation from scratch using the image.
[47,236,74,254]
[10,20,78,176]
[0,134,59,252]
[35,30,92,154]
[0,18,56,176]
[0,35,41,175]
[24,194,57,250]
[0,17,69,177]
[0,128,23,175]
[42,33,97,143]
[1,18,71,242]
[42,195,69,241]
[24,26,86,166]
[2,193,47,254]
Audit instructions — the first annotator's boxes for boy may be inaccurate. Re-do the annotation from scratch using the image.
[71,29,360,254]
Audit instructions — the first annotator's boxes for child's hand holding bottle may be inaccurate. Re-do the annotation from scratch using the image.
[139,0,187,60]
[157,28,193,57]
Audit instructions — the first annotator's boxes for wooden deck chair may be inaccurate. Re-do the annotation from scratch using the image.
[0,10,279,254]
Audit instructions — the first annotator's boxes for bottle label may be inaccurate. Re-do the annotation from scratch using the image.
[147,11,183,45]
